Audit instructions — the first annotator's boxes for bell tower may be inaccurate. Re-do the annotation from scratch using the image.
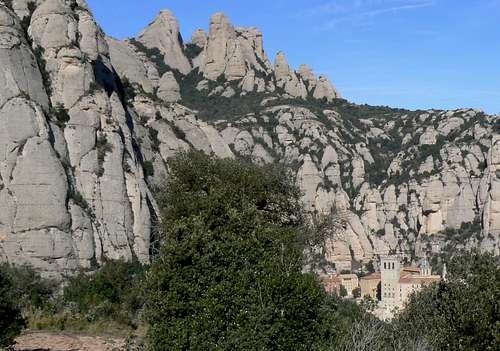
[380,255,401,309]
[420,256,431,277]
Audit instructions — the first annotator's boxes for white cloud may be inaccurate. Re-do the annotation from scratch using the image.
[300,0,436,30]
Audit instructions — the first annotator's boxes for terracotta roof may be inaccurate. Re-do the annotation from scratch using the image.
[360,272,381,280]
[402,266,420,273]
[321,275,341,283]
[400,271,412,279]
[399,276,441,284]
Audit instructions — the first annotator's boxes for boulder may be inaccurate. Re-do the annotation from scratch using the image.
[313,75,340,101]
[157,71,181,103]
[191,28,207,48]
[194,13,271,81]
[107,36,154,93]
[274,52,307,99]
[298,64,317,92]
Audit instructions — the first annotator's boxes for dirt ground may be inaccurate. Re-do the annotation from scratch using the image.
[13,330,139,351]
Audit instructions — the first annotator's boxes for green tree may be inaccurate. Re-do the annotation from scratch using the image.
[339,285,348,298]
[393,250,500,350]
[0,265,26,347]
[145,151,327,350]
[365,260,375,273]
[352,287,361,298]
[314,296,371,350]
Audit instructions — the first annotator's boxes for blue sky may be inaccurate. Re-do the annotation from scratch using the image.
[87,0,499,114]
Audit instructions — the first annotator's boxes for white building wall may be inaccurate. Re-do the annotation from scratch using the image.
[380,256,401,310]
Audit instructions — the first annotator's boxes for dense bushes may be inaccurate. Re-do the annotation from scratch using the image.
[393,250,500,351]
[129,38,172,77]
[57,260,146,330]
[0,260,147,337]
[51,103,71,129]
[183,43,203,63]
[121,77,137,102]
[0,266,26,347]
[0,264,54,311]
[178,70,266,121]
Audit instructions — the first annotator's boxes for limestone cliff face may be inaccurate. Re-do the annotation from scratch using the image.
[193,13,271,81]
[0,0,154,277]
[0,2,497,276]
[189,13,338,100]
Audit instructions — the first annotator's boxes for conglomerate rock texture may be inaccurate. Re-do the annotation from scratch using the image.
[0,0,497,276]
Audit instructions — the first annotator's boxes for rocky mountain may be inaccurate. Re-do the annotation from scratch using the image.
[0,0,498,277]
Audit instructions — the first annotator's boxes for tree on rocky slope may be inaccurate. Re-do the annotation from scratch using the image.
[144,150,328,350]
[0,265,26,347]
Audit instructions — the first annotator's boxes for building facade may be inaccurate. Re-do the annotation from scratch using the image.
[359,272,381,299]
[321,274,342,295]
[340,273,359,297]
[380,255,401,310]
[379,255,441,316]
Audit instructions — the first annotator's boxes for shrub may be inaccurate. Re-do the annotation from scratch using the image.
[121,77,136,102]
[61,260,146,329]
[33,46,52,95]
[365,260,375,273]
[87,81,102,95]
[493,119,500,134]
[148,127,160,152]
[392,250,500,350]
[0,261,146,336]
[51,103,71,129]
[216,73,226,85]
[143,160,154,177]
[71,190,89,211]
[0,265,26,347]
[314,295,372,350]
[170,124,186,141]
[129,39,174,77]
[69,0,85,13]
[183,43,203,63]
[96,134,113,177]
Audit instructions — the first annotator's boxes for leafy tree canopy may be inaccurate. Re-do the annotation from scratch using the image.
[145,151,328,351]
